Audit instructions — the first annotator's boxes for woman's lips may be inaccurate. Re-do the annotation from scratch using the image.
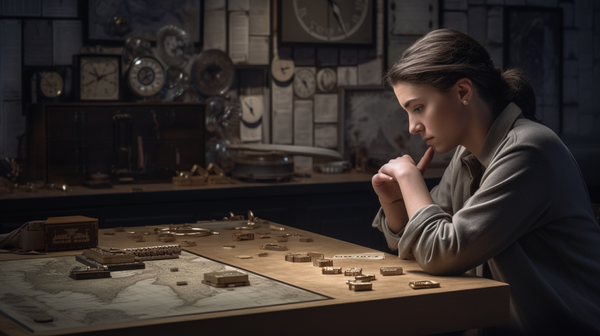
[424,137,433,145]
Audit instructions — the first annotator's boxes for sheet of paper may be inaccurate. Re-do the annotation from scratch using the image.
[24,20,52,66]
[229,11,249,63]
[337,66,358,86]
[249,0,269,35]
[228,0,249,11]
[444,0,468,10]
[1,0,41,16]
[357,59,382,85]
[294,99,313,146]
[314,124,337,148]
[467,6,487,43]
[272,110,293,144]
[314,94,338,123]
[1,20,22,100]
[388,0,438,35]
[52,20,81,65]
[1,100,24,158]
[205,0,225,10]
[203,8,226,51]
[42,0,77,17]
[272,81,294,144]
[443,11,468,33]
[248,36,269,65]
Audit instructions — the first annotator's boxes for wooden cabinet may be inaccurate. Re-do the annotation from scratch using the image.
[26,103,205,185]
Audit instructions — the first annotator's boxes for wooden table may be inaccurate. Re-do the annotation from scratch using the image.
[0,218,508,336]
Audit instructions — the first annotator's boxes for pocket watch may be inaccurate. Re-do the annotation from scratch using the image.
[293,67,316,99]
[191,49,235,97]
[316,68,337,93]
[126,56,165,98]
[74,54,121,101]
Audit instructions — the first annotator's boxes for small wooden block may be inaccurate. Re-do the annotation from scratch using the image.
[322,267,342,274]
[344,268,362,276]
[380,267,404,276]
[313,259,333,267]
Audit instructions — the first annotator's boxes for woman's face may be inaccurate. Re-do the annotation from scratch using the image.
[393,83,468,154]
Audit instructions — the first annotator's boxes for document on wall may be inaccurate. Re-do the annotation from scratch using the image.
[229,11,249,63]
[42,0,77,17]
[293,100,314,172]
[249,0,269,35]
[357,59,382,85]
[1,20,22,100]
[24,20,52,65]
[337,66,358,86]
[228,0,249,11]
[314,94,338,123]
[204,1,226,51]
[272,81,294,144]
[294,99,313,146]
[388,0,438,36]
[1,0,41,16]
[443,12,468,34]
[52,20,81,65]
[314,124,337,148]
[248,36,269,65]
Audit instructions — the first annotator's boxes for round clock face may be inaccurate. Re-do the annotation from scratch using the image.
[39,71,64,98]
[156,25,193,67]
[293,68,316,99]
[192,49,235,96]
[293,0,370,42]
[271,56,295,83]
[241,96,263,128]
[316,68,337,93]
[80,57,120,100]
[127,56,165,97]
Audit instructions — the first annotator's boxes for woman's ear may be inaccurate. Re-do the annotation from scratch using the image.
[455,78,473,103]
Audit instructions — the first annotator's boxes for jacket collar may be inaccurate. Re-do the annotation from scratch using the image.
[457,102,523,169]
[474,102,523,169]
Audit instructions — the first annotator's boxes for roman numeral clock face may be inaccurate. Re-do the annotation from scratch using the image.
[127,56,165,98]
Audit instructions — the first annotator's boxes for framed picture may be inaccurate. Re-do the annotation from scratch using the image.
[338,86,454,169]
[504,7,562,134]
[278,0,375,46]
[84,0,202,45]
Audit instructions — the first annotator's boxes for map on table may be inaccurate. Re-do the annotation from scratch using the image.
[0,251,329,333]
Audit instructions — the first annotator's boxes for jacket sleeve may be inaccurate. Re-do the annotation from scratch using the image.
[399,135,554,275]
[372,147,463,250]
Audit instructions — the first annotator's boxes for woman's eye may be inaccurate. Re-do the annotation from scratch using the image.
[414,106,422,113]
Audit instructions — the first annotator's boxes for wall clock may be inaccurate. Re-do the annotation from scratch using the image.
[73,54,121,101]
[279,0,374,45]
[293,67,316,99]
[240,95,264,142]
[271,56,295,84]
[316,68,337,93]
[191,49,235,97]
[126,56,165,98]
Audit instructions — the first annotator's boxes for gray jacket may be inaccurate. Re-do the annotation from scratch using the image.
[373,103,600,335]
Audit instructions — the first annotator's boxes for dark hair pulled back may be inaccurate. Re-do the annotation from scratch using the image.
[385,29,537,121]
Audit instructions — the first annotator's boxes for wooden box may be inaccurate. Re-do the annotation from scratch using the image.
[44,215,99,251]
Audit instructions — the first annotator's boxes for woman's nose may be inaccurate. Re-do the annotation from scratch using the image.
[409,117,423,135]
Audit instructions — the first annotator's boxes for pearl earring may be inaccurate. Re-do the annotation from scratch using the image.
[462,100,469,105]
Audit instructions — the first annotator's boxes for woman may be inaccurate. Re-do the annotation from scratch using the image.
[372,29,600,335]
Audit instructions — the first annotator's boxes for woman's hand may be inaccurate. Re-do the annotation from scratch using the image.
[372,147,435,204]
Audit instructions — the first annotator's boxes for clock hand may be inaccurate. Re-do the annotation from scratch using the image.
[328,0,348,37]
[280,66,290,75]
[301,78,308,89]
[244,101,255,116]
